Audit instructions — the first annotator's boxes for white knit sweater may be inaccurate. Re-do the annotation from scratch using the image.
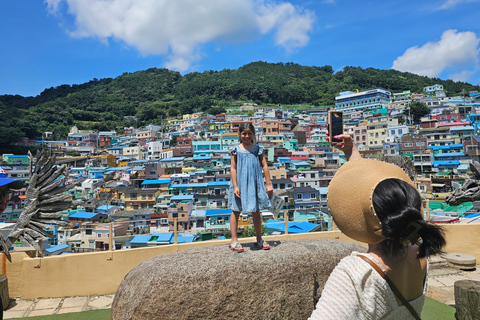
[308,252,427,320]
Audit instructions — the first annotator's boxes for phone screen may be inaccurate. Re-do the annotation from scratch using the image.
[330,111,343,143]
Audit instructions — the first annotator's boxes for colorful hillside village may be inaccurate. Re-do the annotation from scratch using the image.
[2,85,480,255]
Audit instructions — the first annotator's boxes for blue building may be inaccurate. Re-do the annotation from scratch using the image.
[335,88,391,112]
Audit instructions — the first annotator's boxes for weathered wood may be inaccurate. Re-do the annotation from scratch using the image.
[454,279,480,320]
[0,275,9,310]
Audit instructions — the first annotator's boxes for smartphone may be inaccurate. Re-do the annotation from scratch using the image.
[328,111,343,144]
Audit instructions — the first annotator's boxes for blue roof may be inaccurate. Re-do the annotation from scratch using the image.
[432,160,460,166]
[157,233,174,242]
[170,183,208,188]
[160,157,185,162]
[96,205,116,210]
[293,162,310,166]
[174,233,196,243]
[141,179,171,185]
[205,209,232,216]
[129,233,174,244]
[44,243,70,253]
[265,219,318,233]
[429,144,464,150]
[129,235,153,244]
[193,156,211,160]
[207,181,229,186]
[435,153,465,157]
[451,126,474,131]
[171,195,194,201]
[69,212,101,219]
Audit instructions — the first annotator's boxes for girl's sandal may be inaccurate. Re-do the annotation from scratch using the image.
[229,242,244,253]
[254,239,270,250]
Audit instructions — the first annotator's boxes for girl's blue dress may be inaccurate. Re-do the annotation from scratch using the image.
[228,144,271,213]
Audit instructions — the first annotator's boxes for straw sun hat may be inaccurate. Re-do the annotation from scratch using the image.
[327,158,416,244]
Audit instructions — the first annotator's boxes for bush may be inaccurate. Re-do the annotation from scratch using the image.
[241,225,268,238]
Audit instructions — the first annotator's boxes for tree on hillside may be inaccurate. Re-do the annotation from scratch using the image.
[403,101,430,124]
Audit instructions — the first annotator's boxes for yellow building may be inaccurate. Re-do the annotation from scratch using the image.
[89,154,118,167]
[367,122,388,149]
[182,114,200,120]
[124,189,161,210]
[123,146,144,160]
[269,167,287,180]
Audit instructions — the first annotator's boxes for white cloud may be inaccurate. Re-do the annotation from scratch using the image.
[450,69,477,82]
[438,0,479,10]
[392,29,480,80]
[44,0,315,71]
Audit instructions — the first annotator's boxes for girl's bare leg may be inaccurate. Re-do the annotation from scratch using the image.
[230,210,241,244]
[252,211,263,242]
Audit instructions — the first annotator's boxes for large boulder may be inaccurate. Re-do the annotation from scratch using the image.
[111,239,366,320]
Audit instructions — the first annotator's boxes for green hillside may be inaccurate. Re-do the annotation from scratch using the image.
[1,61,479,149]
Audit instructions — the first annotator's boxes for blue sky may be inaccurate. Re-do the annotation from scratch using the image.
[1,0,480,97]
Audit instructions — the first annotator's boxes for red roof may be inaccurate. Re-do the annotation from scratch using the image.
[288,156,310,160]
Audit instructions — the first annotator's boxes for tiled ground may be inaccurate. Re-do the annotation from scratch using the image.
[3,295,115,319]
[426,254,479,307]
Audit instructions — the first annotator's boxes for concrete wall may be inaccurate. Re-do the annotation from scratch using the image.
[1,223,478,299]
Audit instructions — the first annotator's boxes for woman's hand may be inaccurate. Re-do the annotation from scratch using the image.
[234,186,241,198]
[326,133,361,161]
[266,184,274,198]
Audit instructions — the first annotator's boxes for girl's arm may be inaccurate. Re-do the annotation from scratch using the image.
[230,154,240,198]
[260,154,273,198]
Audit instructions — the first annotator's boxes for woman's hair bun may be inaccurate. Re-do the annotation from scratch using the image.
[373,179,446,258]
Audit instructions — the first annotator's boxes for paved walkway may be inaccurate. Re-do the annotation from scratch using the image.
[427,254,480,306]
[2,254,478,318]
[3,295,114,319]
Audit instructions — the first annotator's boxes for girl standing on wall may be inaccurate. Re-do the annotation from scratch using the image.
[228,122,273,253]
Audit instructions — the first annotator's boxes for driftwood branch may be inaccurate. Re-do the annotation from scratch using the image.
[1,151,74,258]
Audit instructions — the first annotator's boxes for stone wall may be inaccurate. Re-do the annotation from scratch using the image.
[112,239,366,320]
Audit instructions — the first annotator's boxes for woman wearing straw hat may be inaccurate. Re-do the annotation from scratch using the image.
[309,135,446,320]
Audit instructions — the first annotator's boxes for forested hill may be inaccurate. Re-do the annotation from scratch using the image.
[1,61,479,146]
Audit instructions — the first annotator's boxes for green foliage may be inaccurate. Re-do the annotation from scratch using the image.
[1,61,479,153]
[241,224,268,237]
[65,150,81,156]
[404,101,431,124]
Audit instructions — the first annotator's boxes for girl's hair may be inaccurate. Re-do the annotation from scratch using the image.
[372,179,446,258]
[238,122,255,143]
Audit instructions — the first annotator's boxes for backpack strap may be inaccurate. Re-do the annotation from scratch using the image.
[357,254,421,320]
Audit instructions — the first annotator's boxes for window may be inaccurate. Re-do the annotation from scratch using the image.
[310,173,315,178]
[404,143,413,147]
[311,193,316,199]
[85,229,92,235]
[297,194,303,199]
